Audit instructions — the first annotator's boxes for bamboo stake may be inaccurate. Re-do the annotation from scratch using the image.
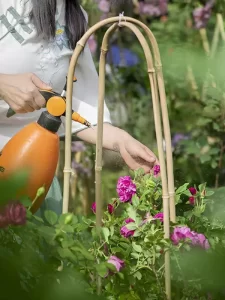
[63,46,83,213]
[64,16,175,222]
[217,13,225,42]
[64,17,175,299]
[96,23,118,228]
[100,21,171,298]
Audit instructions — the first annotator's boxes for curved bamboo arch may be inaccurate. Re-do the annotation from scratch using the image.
[63,16,175,300]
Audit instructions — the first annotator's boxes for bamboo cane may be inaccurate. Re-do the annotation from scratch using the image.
[64,16,175,222]
[64,16,174,299]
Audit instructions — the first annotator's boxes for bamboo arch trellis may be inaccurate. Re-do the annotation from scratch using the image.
[62,16,175,300]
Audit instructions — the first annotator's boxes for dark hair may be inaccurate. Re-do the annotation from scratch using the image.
[30,0,132,49]
[30,0,87,49]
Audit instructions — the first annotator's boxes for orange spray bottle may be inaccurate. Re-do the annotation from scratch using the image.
[0,78,91,213]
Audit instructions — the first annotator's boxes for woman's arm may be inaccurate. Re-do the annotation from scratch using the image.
[77,123,158,173]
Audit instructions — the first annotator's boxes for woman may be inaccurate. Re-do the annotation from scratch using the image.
[0,0,158,215]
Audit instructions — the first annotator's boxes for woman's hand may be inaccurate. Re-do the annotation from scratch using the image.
[117,131,159,173]
[0,73,51,113]
[77,123,159,173]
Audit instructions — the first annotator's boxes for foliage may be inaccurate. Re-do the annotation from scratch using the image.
[2,170,225,299]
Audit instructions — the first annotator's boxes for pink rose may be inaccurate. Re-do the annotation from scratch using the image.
[0,201,26,228]
[107,255,124,272]
[6,202,26,226]
[189,196,195,205]
[153,212,164,223]
[116,176,136,203]
[153,165,160,176]
[189,187,197,195]
[171,226,210,250]
[98,0,110,13]
[107,204,114,214]
[120,218,135,238]
[91,202,96,214]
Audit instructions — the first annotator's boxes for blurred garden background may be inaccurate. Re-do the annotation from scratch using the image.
[3,1,225,299]
[57,0,225,215]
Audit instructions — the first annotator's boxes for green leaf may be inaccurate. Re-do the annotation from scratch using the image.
[134,271,142,280]
[61,224,74,233]
[61,239,75,248]
[132,194,140,207]
[58,213,78,226]
[70,246,94,261]
[126,205,137,221]
[205,190,214,197]
[102,227,110,243]
[182,190,192,197]
[132,242,142,253]
[19,196,32,207]
[96,263,108,278]
[131,252,139,259]
[200,154,211,164]
[57,247,76,261]
[133,230,141,237]
[125,223,137,230]
[211,160,218,169]
[175,194,181,204]
[110,225,114,237]
[198,183,207,193]
[44,210,58,226]
[32,215,44,223]
[176,183,189,195]
[37,226,56,243]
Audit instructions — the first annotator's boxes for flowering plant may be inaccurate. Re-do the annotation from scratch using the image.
[1,168,225,299]
[85,166,225,299]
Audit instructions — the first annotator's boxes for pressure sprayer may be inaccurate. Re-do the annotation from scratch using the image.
[0,77,92,213]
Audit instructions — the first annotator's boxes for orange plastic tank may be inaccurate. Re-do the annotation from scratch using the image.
[0,111,61,213]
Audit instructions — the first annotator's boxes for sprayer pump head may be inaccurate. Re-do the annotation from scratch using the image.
[37,111,62,133]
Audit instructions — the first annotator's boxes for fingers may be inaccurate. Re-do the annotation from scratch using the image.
[32,88,46,109]
[143,146,160,165]
[120,147,154,174]
[30,73,52,90]
[138,146,156,164]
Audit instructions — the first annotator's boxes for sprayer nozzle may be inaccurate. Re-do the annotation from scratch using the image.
[72,111,92,128]
[84,120,92,128]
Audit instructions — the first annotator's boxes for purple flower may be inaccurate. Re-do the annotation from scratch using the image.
[153,212,164,223]
[71,141,86,152]
[125,218,135,224]
[197,233,210,250]
[138,0,168,17]
[189,187,197,195]
[107,204,114,214]
[98,0,110,13]
[107,45,139,67]
[91,202,96,214]
[72,161,91,177]
[88,35,97,55]
[193,0,214,29]
[6,202,26,226]
[116,176,136,203]
[171,226,210,250]
[172,133,189,148]
[0,201,26,228]
[171,226,195,245]
[120,218,135,238]
[153,165,160,176]
[107,255,124,272]
[189,196,195,205]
